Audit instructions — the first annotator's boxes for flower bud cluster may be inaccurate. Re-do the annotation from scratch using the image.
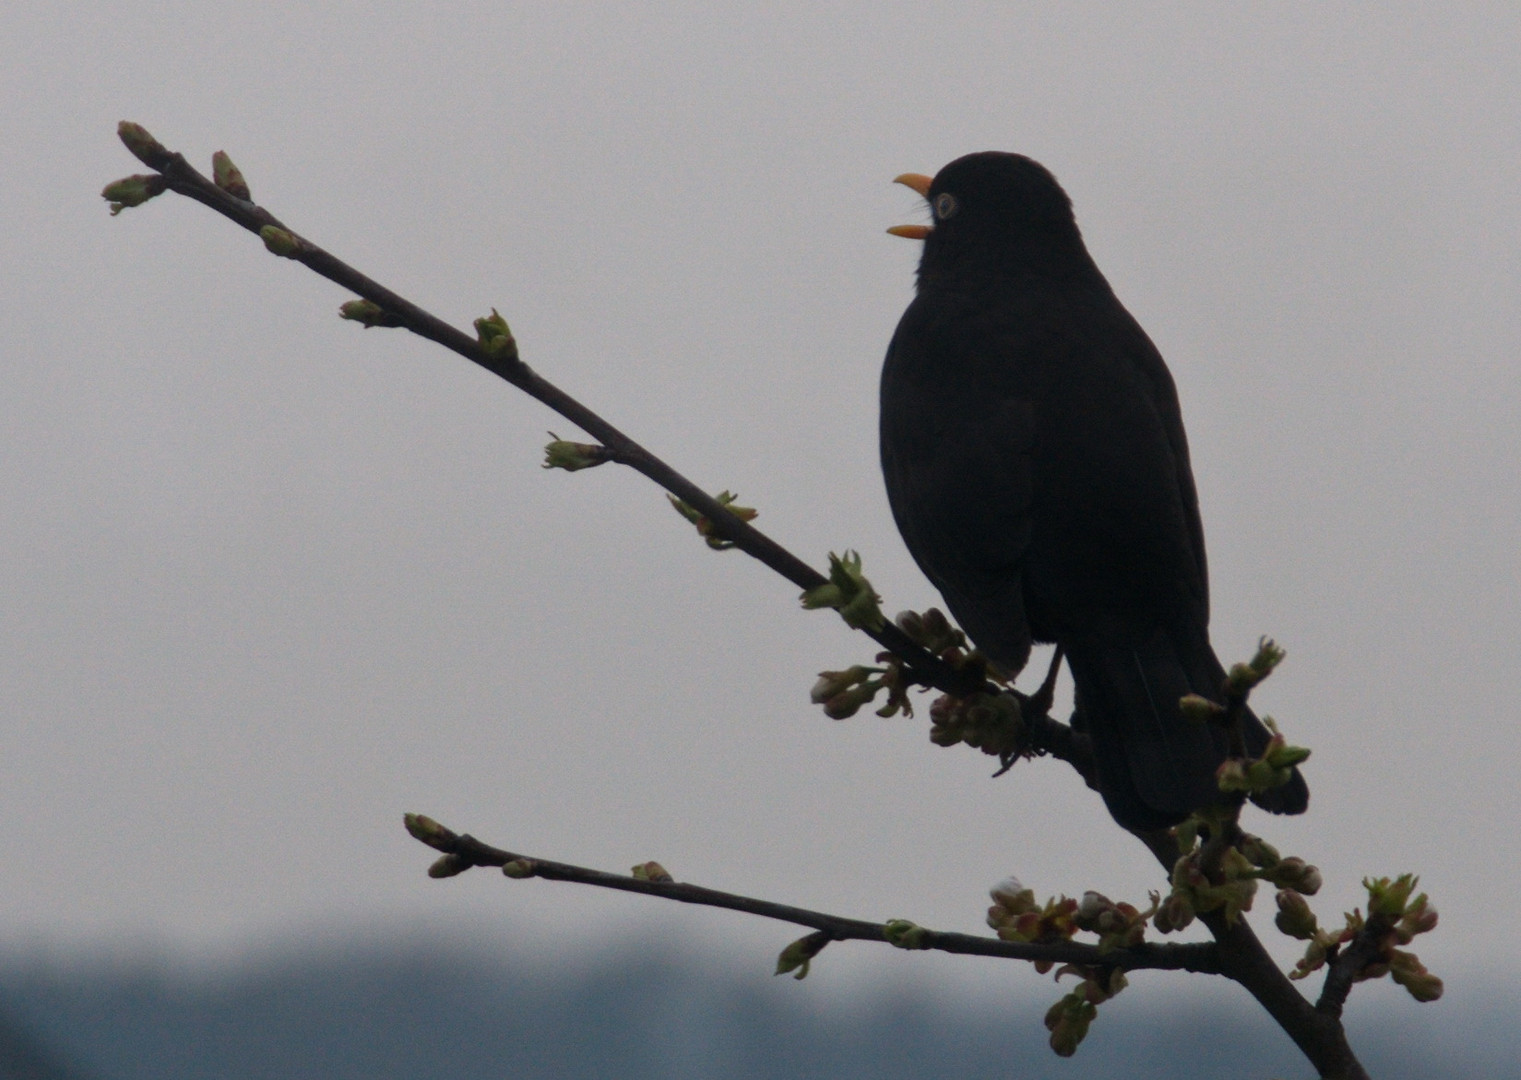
[1161,843,1258,931]
[985,877,1077,974]
[1073,891,1159,954]
[928,691,1023,762]
[1044,966,1127,1057]
[1287,874,1442,1002]
[1215,716,1311,797]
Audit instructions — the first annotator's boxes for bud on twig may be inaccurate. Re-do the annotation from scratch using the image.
[542,434,609,472]
[101,174,167,215]
[211,150,251,200]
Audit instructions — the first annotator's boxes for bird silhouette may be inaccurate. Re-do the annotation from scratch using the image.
[880,151,1308,830]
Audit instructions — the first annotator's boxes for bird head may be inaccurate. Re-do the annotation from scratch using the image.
[889,151,1094,282]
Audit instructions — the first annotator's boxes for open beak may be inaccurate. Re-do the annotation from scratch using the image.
[888,172,934,239]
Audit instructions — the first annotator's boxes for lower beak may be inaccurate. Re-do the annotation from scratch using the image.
[888,172,934,239]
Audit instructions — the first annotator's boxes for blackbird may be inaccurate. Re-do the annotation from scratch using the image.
[880,152,1308,830]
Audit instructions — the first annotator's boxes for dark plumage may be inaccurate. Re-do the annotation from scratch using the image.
[880,152,1308,830]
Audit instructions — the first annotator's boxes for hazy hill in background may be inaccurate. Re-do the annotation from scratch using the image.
[0,936,1507,1079]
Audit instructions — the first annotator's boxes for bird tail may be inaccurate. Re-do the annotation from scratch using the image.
[1065,628,1309,831]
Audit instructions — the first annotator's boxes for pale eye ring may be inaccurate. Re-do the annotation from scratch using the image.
[933,192,958,220]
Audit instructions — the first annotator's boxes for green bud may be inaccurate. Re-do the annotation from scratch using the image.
[1045,995,1096,1058]
[1265,857,1322,895]
[338,299,403,328]
[1366,874,1419,917]
[542,436,608,472]
[403,812,455,849]
[501,858,537,879]
[473,308,519,363]
[101,173,167,215]
[800,550,884,631]
[427,854,468,878]
[259,225,302,257]
[883,919,929,950]
[775,933,827,980]
[117,121,166,166]
[211,150,251,200]
[631,861,673,883]
[1274,889,1319,939]
[1178,693,1225,723]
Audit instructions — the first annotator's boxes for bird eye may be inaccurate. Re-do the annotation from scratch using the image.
[933,192,958,220]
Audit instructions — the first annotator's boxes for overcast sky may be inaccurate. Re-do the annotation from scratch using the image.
[4,3,1518,1008]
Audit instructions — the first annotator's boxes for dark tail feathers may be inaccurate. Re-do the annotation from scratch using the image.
[1066,628,1309,831]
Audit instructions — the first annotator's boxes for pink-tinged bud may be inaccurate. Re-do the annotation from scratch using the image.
[211,150,251,200]
[1388,950,1443,1002]
[117,121,166,166]
[1154,892,1195,934]
[894,610,926,640]
[1397,897,1439,941]
[631,861,673,883]
[1267,857,1323,895]
[989,876,1033,912]
[1274,890,1319,939]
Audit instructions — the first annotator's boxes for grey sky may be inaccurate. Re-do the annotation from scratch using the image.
[3,3,1517,993]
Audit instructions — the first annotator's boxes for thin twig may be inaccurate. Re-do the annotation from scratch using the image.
[406,815,1221,974]
[113,123,1083,773]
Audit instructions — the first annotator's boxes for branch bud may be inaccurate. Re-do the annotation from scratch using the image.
[101,173,167,215]
[117,121,166,166]
[403,812,456,850]
[542,434,609,472]
[211,150,251,200]
[473,308,519,363]
[427,854,468,878]
[338,299,404,328]
[774,932,829,980]
[259,225,302,257]
[631,861,674,883]
[501,858,538,879]
[1274,889,1319,939]
[883,919,929,950]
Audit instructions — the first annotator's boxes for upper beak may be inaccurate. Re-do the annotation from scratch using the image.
[888,172,934,240]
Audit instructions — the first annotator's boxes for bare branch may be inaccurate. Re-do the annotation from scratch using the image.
[403,814,1219,975]
[108,122,1084,771]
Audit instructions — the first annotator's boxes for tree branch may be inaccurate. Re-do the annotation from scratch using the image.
[403,814,1220,975]
[109,122,1083,773]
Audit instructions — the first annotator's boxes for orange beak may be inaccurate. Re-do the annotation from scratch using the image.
[888,172,934,239]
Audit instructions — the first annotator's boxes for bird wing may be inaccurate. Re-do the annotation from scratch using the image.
[881,293,1038,674]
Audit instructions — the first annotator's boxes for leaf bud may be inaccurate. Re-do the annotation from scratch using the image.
[211,150,251,200]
